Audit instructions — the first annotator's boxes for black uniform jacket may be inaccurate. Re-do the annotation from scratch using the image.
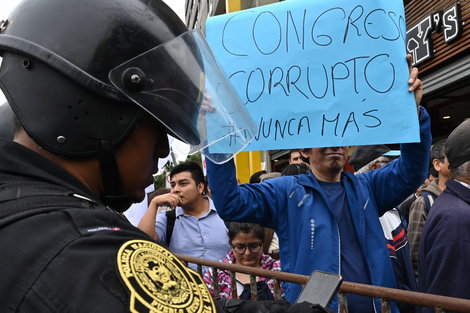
[0,139,214,312]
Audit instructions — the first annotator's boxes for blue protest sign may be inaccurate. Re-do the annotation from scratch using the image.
[205,0,420,152]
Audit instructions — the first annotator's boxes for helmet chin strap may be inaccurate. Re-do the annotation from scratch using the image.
[98,139,137,212]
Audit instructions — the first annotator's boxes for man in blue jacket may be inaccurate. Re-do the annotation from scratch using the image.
[349,145,417,313]
[207,55,431,313]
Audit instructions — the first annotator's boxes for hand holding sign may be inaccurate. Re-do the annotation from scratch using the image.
[206,0,421,153]
[406,54,423,116]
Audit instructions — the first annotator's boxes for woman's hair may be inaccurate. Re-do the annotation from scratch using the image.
[227,222,266,244]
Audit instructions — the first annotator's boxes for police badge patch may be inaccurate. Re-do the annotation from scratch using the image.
[117,240,215,313]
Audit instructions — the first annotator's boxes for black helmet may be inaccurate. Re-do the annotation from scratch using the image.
[0,0,208,210]
[0,103,15,140]
[0,0,257,209]
[0,0,202,156]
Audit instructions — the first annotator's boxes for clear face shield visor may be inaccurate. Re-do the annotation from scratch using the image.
[109,28,257,164]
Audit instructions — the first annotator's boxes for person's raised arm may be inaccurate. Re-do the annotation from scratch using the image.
[364,54,431,212]
[407,53,423,116]
[137,193,181,241]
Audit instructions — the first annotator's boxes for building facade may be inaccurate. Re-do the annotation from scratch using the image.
[405,0,470,141]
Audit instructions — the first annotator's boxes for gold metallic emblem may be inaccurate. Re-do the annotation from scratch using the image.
[117,240,215,313]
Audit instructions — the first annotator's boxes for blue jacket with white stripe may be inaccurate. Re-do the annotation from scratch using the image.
[207,107,431,312]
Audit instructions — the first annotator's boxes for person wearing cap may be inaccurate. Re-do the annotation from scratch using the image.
[349,145,400,174]
[417,119,470,311]
[206,54,432,313]
[408,139,450,278]
[349,145,417,313]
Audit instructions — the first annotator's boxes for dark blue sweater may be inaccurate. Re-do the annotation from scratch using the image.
[418,179,470,313]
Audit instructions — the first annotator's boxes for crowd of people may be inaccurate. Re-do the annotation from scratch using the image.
[150,120,466,313]
[134,115,468,313]
[0,0,469,312]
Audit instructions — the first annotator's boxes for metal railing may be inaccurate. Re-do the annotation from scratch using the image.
[175,254,470,313]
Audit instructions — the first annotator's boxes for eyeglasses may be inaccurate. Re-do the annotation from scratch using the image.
[231,243,263,254]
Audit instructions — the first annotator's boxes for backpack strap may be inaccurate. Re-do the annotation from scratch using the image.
[165,209,177,245]
[0,181,98,228]
[263,228,274,254]
[420,191,436,213]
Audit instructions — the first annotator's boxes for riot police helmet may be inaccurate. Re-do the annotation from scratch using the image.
[0,0,256,210]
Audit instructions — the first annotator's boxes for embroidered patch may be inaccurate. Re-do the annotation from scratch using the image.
[79,226,121,236]
[117,240,215,313]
